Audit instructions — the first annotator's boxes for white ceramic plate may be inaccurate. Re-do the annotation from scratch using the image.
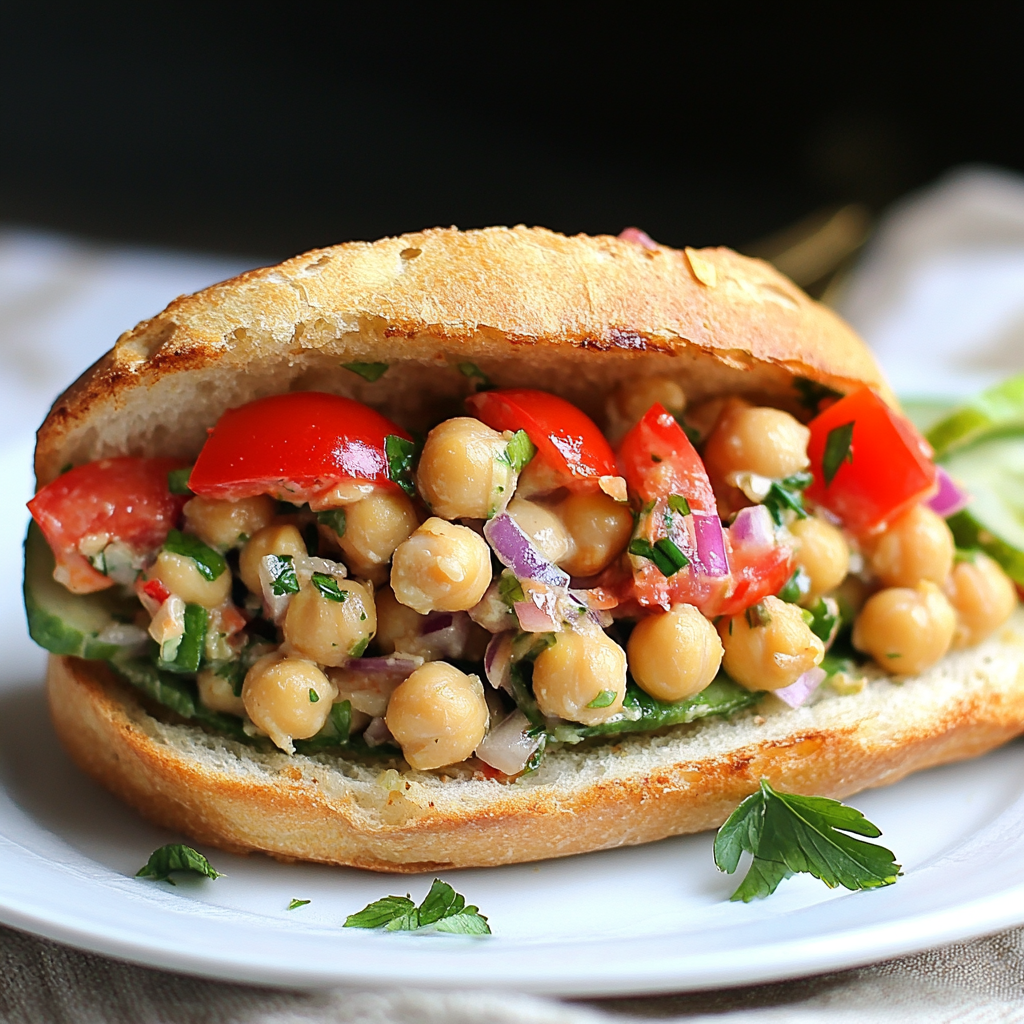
[4,437,1024,996]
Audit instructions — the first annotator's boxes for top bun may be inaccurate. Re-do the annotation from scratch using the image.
[35,226,889,485]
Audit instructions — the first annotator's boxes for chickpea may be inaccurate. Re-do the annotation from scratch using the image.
[146,549,231,608]
[390,518,492,614]
[944,553,1017,648]
[197,668,245,716]
[852,581,956,675]
[183,495,276,552]
[555,491,634,577]
[507,497,571,563]
[385,661,489,770]
[283,578,376,666]
[242,653,337,753]
[336,489,419,574]
[374,585,428,655]
[416,417,516,520]
[790,516,850,604]
[628,604,724,701]
[703,399,811,483]
[718,595,824,691]
[605,375,686,443]
[239,524,307,594]
[868,504,954,589]
[532,630,627,725]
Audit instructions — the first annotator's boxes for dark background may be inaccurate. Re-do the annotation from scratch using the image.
[2,5,1022,261]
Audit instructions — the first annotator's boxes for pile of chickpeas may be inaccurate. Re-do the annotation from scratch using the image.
[138,376,1018,772]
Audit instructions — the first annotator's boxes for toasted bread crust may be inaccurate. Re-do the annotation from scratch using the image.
[34,227,889,486]
[48,625,1024,872]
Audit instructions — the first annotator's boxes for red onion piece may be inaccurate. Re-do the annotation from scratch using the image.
[774,667,827,709]
[422,612,454,635]
[618,227,658,251]
[484,631,514,690]
[344,655,421,677]
[363,716,395,748]
[484,513,570,588]
[928,466,971,518]
[514,596,559,633]
[475,710,541,775]
[730,505,775,551]
[691,512,730,578]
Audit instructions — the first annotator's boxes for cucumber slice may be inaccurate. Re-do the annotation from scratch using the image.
[927,373,1024,458]
[942,432,1024,584]
[23,520,143,659]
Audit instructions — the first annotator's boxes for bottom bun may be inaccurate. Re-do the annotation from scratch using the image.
[47,614,1024,873]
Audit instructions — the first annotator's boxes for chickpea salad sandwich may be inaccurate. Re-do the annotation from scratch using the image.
[24,226,1024,881]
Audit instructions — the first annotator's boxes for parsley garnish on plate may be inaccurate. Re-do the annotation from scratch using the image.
[136,844,222,884]
[714,779,900,901]
[288,898,311,910]
[344,879,490,934]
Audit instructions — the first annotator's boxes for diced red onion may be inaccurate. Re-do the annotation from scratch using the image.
[422,612,454,635]
[469,581,518,633]
[363,717,395,748]
[484,632,514,691]
[514,595,559,633]
[928,467,970,518]
[344,654,421,677]
[475,710,541,775]
[484,513,569,588]
[400,611,472,660]
[774,667,827,709]
[618,227,658,251]
[730,505,775,551]
[691,512,730,577]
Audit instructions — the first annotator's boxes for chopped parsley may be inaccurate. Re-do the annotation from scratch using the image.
[498,571,526,608]
[822,422,855,486]
[628,537,690,577]
[714,779,900,901]
[311,572,347,602]
[457,362,492,390]
[344,878,490,934]
[385,434,421,497]
[350,637,370,658]
[762,471,813,526]
[308,688,320,703]
[745,601,771,628]
[668,494,691,516]
[136,844,222,884]
[795,377,842,412]
[265,554,299,596]
[162,529,226,581]
[777,567,811,604]
[167,467,194,495]
[316,509,347,538]
[288,899,311,910]
[342,361,390,382]
[503,429,536,474]
[586,689,617,709]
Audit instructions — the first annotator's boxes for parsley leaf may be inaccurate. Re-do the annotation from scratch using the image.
[265,553,299,596]
[311,572,347,602]
[316,509,347,538]
[795,377,842,412]
[385,434,421,497]
[586,689,617,709]
[777,567,811,604]
[822,422,855,486]
[167,467,194,495]
[136,844,222,884]
[668,494,691,516]
[714,779,900,901]
[157,603,208,674]
[504,429,536,473]
[288,898,311,910]
[458,362,492,390]
[344,879,490,934]
[745,601,772,628]
[806,595,841,646]
[163,529,226,581]
[762,471,813,526]
[628,537,690,577]
[497,570,526,608]
[342,361,389,382]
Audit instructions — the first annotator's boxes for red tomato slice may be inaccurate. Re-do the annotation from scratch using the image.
[466,388,616,487]
[805,387,937,536]
[189,392,411,503]
[616,403,717,512]
[28,457,188,594]
[713,541,794,618]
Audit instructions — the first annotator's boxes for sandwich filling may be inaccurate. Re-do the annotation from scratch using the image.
[25,375,1018,775]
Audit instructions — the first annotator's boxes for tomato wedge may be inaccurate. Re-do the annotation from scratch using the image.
[466,388,616,488]
[189,392,411,504]
[805,386,937,535]
[28,457,188,594]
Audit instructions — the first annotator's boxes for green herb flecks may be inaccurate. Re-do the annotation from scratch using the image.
[668,494,691,516]
[162,529,227,581]
[745,601,771,628]
[136,844,222,884]
[457,362,492,390]
[762,471,813,526]
[503,430,536,474]
[311,572,347,603]
[385,434,421,498]
[822,422,855,487]
[498,571,526,608]
[288,899,311,910]
[350,637,370,658]
[806,596,841,646]
[628,537,690,577]
[586,689,617,709]
[714,778,900,901]
[158,603,208,674]
[265,554,299,596]
[167,467,194,496]
[308,688,320,703]
[316,509,347,538]
[342,361,389,382]
[777,567,811,604]
[344,878,490,934]
[795,377,843,412]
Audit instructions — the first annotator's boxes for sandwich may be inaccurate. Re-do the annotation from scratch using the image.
[24,226,1024,873]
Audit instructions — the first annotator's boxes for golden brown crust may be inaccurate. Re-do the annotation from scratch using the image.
[34,227,889,485]
[48,641,1024,873]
